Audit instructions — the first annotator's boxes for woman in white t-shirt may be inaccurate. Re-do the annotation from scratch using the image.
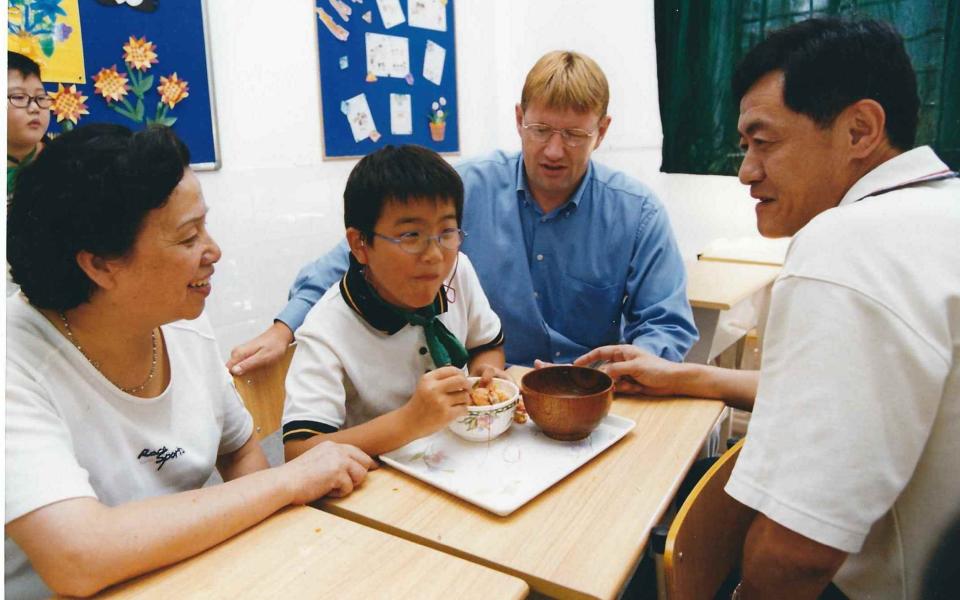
[5,124,376,599]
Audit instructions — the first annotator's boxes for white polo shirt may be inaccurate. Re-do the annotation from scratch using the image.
[725,146,960,599]
[283,252,503,441]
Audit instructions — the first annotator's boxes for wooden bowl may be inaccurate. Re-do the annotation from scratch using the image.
[520,366,613,441]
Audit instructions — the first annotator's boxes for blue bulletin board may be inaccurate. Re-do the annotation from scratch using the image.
[315,0,458,158]
[9,0,220,169]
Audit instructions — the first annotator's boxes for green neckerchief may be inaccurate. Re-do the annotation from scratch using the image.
[390,303,469,369]
[7,146,38,197]
[338,255,467,368]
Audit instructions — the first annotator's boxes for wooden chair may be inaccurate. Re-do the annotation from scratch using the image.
[232,344,296,441]
[663,439,756,599]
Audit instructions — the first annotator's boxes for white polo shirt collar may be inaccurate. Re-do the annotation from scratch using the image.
[339,255,450,335]
[840,145,955,207]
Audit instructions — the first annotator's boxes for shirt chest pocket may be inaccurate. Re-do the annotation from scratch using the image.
[555,273,623,347]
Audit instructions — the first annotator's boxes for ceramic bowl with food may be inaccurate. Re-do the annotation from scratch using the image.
[520,366,613,441]
[447,377,520,442]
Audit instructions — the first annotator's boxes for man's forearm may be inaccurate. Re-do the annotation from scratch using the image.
[677,363,758,411]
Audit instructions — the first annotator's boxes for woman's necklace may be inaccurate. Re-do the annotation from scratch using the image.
[58,311,159,394]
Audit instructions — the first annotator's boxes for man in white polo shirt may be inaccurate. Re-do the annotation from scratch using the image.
[576,18,959,599]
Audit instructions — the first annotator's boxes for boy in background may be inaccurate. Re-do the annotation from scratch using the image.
[283,145,506,459]
[7,52,51,193]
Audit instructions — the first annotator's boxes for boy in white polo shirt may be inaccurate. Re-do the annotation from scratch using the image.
[283,145,506,459]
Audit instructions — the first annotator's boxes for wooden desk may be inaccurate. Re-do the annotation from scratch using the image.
[685,260,781,364]
[90,506,529,599]
[321,369,724,600]
[698,236,789,267]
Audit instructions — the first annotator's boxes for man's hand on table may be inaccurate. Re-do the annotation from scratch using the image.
[573,345,686,396]
[227,321,294,376]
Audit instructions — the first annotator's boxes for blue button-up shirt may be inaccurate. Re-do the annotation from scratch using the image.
[277,151,697,365]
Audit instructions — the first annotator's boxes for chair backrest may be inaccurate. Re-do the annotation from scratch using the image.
[232,345,296,441]
[664,438,756,600]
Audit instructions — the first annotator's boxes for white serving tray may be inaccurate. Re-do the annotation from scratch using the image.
[380,414,636,516]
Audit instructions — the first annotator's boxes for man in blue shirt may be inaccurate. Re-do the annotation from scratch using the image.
[228,50,696,374]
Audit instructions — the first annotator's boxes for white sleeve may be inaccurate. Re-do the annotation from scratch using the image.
[457,253,503,351]
[185,312,253,455]
[217,376,255,455]
[725,276,948,553]
[283,309,349,440]
[5,366,96,523]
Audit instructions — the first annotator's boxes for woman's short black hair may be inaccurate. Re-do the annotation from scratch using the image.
[7,124,191,310]
[343,144,463,240]
[8,51,41,79]
[732,18,919,151]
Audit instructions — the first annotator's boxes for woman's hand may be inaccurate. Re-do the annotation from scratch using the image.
[281,441,377,502]
[574,345,686,396]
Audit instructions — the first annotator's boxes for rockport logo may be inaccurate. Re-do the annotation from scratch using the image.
[137,446,185,471]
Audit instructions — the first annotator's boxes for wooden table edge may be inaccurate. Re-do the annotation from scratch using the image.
[321,500,589,599]
[322,396,725,600]
[697,255,785,267]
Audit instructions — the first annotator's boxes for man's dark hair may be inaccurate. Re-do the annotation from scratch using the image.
[732,18,919,151]
[7,124,191,310]
[343,144,464,240]
[8,51,42,79]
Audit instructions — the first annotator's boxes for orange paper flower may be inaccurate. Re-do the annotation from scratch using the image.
[122,36,159,71]
[92,65,131,103]
[157,73,189,109]
[50,84,90,125]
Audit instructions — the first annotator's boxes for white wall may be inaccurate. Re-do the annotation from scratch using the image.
[199,0,762,356]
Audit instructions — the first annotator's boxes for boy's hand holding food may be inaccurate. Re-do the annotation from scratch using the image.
[404,366,470,437]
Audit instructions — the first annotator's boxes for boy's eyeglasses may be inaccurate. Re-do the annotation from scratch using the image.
[372,228,466,255]
[8,93,53,109]
[520,122,597,147]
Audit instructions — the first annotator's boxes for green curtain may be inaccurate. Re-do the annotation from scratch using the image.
[655,0,959,174]
[938,0,959,167]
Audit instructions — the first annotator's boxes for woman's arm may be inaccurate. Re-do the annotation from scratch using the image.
[7,441,374,598]
[216,433,270,481]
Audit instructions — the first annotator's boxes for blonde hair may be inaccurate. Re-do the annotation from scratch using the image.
[520,50,609,116]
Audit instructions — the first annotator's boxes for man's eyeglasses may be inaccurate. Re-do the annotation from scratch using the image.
[372,228,466,255]
[520,122,597,147]
[7,93,53,109]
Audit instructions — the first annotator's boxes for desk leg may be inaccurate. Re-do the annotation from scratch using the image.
[686,307,720,364]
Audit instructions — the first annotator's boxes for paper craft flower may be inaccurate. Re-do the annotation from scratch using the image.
[86,37,189,128]
[122,36,159,71]
[157,73,189,109]
[50,83,89,127]
[92,65,131,103]
[429,96,448,124]
[428,97,449,142]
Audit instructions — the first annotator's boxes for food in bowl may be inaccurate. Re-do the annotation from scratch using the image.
[469,381,511,406]
[448,377,520,442]
[520,366,613,441]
